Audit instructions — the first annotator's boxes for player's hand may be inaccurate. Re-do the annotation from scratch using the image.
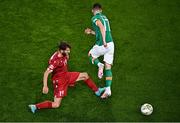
[104,43,108,48]
[88,50,91,56]
[42,86,49,94]
[85,28,92,35]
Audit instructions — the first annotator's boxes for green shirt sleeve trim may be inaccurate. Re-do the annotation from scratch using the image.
[93,18,97,24]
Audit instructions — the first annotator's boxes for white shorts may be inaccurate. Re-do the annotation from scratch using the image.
[89,42,114,65]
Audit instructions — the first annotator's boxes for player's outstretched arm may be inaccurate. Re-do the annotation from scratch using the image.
[85,28,95,35]
[42,68,52,94]
[96,20,107,47]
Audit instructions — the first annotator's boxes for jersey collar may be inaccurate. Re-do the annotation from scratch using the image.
[95,11,102,15]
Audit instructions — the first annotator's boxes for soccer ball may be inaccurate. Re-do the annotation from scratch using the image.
[141,103,153,115]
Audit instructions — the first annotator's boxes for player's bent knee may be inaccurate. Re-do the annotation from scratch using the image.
[84,72,89,79]
[81,72,89,80]
[54,104,60,108]
[52,102,60,108]
[84,72,89,76]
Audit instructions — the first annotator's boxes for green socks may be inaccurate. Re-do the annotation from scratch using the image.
[105,69,112,87]
[89,56,100,66]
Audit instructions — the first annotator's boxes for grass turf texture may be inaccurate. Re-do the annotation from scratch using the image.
[0,0,180,122]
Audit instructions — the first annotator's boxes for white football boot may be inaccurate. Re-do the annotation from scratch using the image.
[101,87,111,99]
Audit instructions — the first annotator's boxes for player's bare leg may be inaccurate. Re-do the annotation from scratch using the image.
[88,53,104,79]
[76,72,105,96]
[28,97,62,113]
[101,63,112,99]
[52,97,62,108]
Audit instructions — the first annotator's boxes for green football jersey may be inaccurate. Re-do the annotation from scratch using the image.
[91,12,113,46]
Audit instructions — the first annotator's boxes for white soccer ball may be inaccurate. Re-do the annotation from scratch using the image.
[141,103,153,115]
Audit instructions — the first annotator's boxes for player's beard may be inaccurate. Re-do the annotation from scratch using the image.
[62,51,67,56]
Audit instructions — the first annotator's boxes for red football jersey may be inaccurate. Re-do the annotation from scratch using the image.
[48,52,68,79]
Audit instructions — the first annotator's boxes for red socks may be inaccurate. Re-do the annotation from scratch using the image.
[36,101,52,109]
[35,79,98,109]
[84,78,98,92]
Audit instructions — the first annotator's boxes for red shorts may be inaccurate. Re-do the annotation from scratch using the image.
[52,72,80,98]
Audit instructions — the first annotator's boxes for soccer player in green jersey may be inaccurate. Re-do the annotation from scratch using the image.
[85,3,114,99]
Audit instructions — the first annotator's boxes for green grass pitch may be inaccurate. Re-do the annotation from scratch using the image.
[0,0,180,122]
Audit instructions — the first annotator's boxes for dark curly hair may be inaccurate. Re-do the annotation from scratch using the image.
[93,3,102,9]
[58,42,71,50]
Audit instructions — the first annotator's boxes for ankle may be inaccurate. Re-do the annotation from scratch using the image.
[106,86,111,91]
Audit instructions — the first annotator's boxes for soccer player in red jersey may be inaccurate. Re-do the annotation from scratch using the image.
[28,42,105,113]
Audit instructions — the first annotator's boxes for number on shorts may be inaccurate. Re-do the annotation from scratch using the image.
[59,90,64,96]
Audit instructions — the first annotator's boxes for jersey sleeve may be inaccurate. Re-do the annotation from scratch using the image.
[92,17,97,24]
[48,59,58,71]
[92,16,100,25]
[47,53,60,71]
